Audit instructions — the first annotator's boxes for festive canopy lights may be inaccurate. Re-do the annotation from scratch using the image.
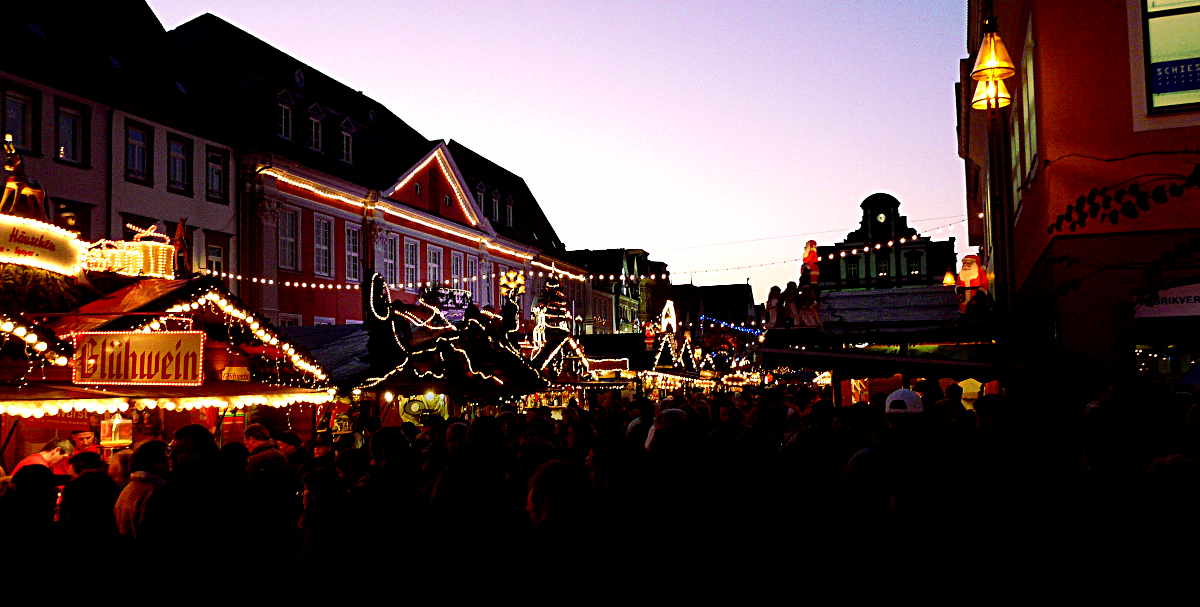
[0,312,71,367]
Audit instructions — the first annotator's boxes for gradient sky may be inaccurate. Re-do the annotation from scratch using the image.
[150,0,970,303]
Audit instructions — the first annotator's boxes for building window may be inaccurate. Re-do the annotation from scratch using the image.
[415,182,422,196]
[907,253,923,276]
[55,104,84,165]
[309,117,322,151]
[341,131,352,163]
[506,202,513,227]
[845,257,859,280]
[206,244,224,274]
[481,261,494,307]
[167,135,193,194]
[314,316,336,326]
[476,186,486,212]
[1021,17,1038,178]
[278,206,299,270]
[54,200,91,239]
[278,313,302,327]
[1143,2,1200,112]
[443,194,452,207]
[403,238,418,289]
[427,246,443,285]
[3,91,34,150]
[314,215,333,277]
[125,121,152,184]
[1010,116,1022,210]
[205,147,229,203]
[491,194,500,222]
[467,256,479,302]
[278,104,292,140]
[345,225,361,282]
[451,251,464,286]
[384,234,399,286]
[877,256,890,277]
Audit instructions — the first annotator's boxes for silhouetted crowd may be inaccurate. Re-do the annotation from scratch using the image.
[3,379,1200,562]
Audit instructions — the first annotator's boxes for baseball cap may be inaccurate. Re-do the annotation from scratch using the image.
[885,389,924,414]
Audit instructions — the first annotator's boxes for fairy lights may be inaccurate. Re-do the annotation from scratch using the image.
[699,315,763,336]
[0,313,72,366]
[383,147,479,226]
[0,389,334,420]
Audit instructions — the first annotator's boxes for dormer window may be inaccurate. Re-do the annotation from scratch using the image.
[491,194,500,222]
[506,202,513,227]
[340,131,352,163]
[309,117,322,151]
[278,104,292,140]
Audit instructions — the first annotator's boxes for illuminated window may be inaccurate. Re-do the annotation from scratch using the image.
[384,234,399,285]
[55,104,84,164]
[125,121,152,184]
[467,256,479,302]
[314,215,333,277]
[877,256,890,276]
[309,117,322,151]
[907,253,923,276]
[427,246,443,285]
[206,244,224,274]
[205,147,229,203]
[3,91,33,150]
[451,251,464,285]
[278,104,292,140]
[345,225,361,282]
[481,261,494,307]
[1021,17,1037,178]
[167,134,193,194]
[278,207,299,270]
[403,238,418,290]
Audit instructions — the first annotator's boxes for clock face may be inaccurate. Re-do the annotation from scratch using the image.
[876,213,887,223]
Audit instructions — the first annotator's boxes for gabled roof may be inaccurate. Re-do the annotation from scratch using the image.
[447,140,566,254]
[383,143,487,231]
[167,13,433,189]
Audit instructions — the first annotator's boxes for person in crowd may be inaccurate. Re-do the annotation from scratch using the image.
[12,439,73,476]
[0,464,60,552]
[277,432,307,468]
[108,448,133,487]
[242,423,298,551]
[59,451,119,543]
[114,440,169,540]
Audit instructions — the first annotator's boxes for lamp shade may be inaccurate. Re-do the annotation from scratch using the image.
[971,78,1012,110]
[971,32,1016,81]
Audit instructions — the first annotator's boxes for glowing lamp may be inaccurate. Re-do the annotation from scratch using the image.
[943,272,957,286]
[971,31,1016,82]
[971,79,1012,110]
[100,413,133,447]
[383,391,395,403]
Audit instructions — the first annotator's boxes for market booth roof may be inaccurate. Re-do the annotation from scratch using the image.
[0,381,333,418]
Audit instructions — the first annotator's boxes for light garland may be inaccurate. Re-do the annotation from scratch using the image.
[128,289,328,383]
[699,315,764,336]
[382,147,479,226]
[0,313,72,367]
[0,389,334,419]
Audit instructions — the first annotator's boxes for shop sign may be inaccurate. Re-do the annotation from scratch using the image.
[73,331,205,386]
[0,213,85,275]
[423,286,473,322]
[219,366,251,382]
[1135,283,1200,318]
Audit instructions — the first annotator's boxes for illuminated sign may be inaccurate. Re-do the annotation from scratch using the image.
[73,331,205,386]
[1145,1,1200,111]
[0,213,85,275]
[423,286,473,322]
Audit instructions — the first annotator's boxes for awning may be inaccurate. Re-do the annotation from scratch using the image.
[0,381,334,418]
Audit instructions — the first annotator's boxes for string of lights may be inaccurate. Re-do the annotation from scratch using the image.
[698,314,764,336]
[674,218,968,276]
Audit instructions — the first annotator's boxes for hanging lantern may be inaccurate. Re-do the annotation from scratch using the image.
[971,79,1012,110]
[971,31,1016,82]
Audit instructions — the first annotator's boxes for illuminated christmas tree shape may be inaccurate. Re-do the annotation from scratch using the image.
[660,300,678,334]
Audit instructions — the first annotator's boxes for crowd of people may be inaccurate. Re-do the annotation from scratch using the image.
[2,378,1198,561]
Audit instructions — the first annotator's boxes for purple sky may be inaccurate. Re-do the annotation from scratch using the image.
[150,0,970,303]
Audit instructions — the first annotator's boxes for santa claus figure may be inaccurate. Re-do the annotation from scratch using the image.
[957,255,988,290]
[800,240,820,286]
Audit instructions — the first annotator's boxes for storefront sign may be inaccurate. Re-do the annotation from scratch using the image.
[0,213,85,275]
[219,366,251,382]
[1146,1,1200,110]
[1135,283,1200,318]
[73,331,205,386]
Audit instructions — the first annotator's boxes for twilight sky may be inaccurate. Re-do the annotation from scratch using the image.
[151,0,970,303]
